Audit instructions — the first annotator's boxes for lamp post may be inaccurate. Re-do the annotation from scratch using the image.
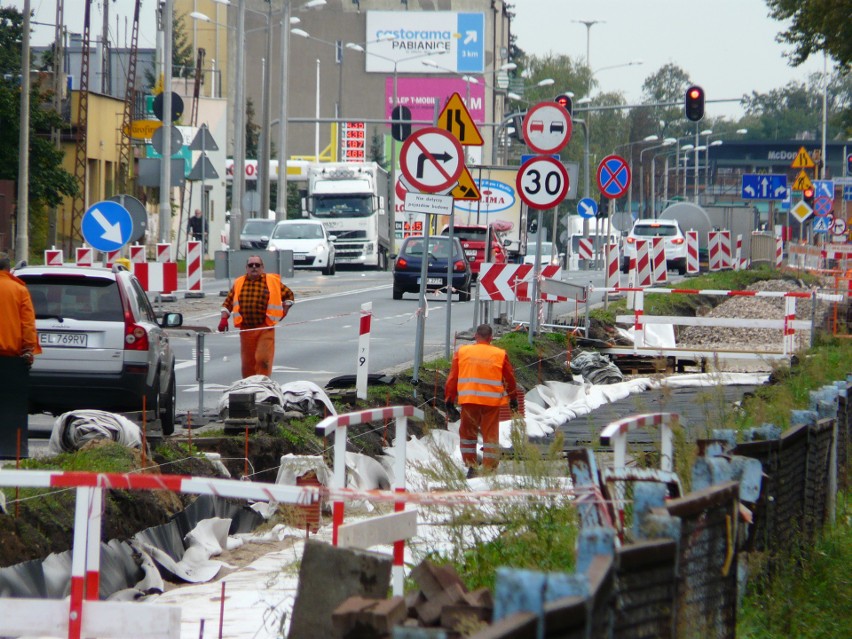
[639,138,675,219]
[673,143,693,202]
[614,135,658,218]
[703,128,746,202]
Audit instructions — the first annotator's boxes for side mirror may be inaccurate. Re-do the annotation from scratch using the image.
[328,234,337,242]
[160,312,183,328]
[503,239,511,247]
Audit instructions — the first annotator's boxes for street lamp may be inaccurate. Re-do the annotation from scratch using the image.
[703,128,746,202]
[614,135,658,216]
[639,138,675,218]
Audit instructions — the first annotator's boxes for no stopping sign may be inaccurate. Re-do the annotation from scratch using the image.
[516,156,569,210]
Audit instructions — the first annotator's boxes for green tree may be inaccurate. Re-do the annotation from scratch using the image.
[144,11,197,89]
[0,8,23,75]
[765,0,852,70]
[245,96,260,160]
[640,63,694,139]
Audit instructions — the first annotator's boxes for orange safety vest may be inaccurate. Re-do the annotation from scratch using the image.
[456,343,510,407]
[231,273,286,328]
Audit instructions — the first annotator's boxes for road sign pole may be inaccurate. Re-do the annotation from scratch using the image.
[412,220,430,386]
[528,209,545,346]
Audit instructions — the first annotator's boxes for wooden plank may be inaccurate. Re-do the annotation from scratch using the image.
[615,315,811,330]
[337,509,418,549]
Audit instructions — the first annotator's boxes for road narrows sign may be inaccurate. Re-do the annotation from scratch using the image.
[522,102,572,154]
[437,93,483,146]
[516,156,569,210]
[399,127,464,193]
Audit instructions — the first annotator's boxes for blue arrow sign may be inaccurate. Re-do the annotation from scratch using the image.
[844,185,852,202]
[813,179,834,199]
[577,197,598,219]
[780,187,791,211]
[812,216,831,234]
[741,174,787,200]
[81,200,134,252]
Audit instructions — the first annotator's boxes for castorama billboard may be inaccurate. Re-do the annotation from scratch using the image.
[365,11,485,74]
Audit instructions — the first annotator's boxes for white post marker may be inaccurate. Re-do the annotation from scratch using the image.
[356,302,372,400]
[44,248,63,266]
[185,240,204,298]
[76,247,93,267]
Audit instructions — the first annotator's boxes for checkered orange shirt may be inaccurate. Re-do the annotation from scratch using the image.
[223,276,294,328]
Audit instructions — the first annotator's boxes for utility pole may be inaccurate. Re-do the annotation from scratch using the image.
[158,0,174,244]
[16,0,32,262]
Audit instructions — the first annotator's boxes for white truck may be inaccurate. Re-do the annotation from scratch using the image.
[302,162,392,269]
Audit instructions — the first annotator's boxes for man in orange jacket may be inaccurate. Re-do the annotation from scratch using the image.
[0,253,41,459]
[445,324,518,478]
[219,255,294,378]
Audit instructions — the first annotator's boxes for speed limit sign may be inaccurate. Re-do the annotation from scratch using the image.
[515,156,569,210]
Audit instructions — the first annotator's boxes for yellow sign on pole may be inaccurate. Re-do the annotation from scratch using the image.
[451,166,481,201]
[124,119,162,140]
[437,93,483,146]
[790,200,813,223]
[792,169,813,192]
[790,146,815,169]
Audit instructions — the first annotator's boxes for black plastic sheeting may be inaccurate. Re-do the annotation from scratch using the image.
[0,494,266,599]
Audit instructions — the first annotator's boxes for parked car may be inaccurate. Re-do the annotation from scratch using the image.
[14,264,183,435]
[621,219,687,274]
[392,235,472,301]
[523,241,563,266]
[440,224,507,280]
[240,218,277,249]
[267,219,337,275]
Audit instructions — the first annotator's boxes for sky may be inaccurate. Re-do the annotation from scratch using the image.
[3,0,830,121]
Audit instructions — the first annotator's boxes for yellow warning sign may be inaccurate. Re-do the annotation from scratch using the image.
[124,119,162,140]
[790,146,815,169]
[437,93,483,146]
[451,166,481,201]
[792,169,813,192]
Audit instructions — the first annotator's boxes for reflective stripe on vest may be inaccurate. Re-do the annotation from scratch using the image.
[456,344,509,406]
[232,274,285,328]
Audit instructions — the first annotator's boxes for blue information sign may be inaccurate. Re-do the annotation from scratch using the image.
[81,201,134,252]
[812,216,831,234]
[577,197,598,219]
[741,174,787,200]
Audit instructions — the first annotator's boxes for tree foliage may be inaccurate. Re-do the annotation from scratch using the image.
[765,0,852,70]
[144,11,197,89]
[0,8,23,75]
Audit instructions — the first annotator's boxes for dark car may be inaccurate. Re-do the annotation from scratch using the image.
[392,235,472,301]
[15,264,183,435]
[240,219,277,249]
[440,224,508,280]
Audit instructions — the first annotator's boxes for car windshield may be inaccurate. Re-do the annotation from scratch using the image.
[272,223,324,240]
[444,228,486,243]
[242,220,276,235]
[633,224,678,238]
[22,276,124,321]
[312,195,373,218]
[402,237,461,259]
[527,242,554,255]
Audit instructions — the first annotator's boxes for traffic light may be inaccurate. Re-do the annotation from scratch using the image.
[684,85,705,122]
[554,93,573,118]
[803,185,815,207]
[597,197,610,218]
[391,105,412,142]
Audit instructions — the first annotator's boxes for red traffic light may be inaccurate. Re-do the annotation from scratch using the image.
[803,186,815,200]
[684,84,705,122]
[688,88,701,100]
[554,93,573,117]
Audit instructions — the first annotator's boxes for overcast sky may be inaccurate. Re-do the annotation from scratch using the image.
[5,0,830,120]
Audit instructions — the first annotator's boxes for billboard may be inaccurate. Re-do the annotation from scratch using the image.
[385,77,486,125]
[365,11,484,74]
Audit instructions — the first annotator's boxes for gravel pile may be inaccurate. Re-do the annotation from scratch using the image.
[677,278,830,353]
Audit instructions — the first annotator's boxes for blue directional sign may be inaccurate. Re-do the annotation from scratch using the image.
[813,180,834,199]
[844,185,852,202]
[456,13,485,73]
[812,216,831,234]
[577,197,598,219]
[780,187,791,211]
[741,174,787,200]
[81,200,134,252]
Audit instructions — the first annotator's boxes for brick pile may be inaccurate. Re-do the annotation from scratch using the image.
[332,560,493,638]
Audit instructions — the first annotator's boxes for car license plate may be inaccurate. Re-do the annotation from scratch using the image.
[39,332,88,348]
[418,277,443,286]
[294,255,308,262]
[465,250,477,258]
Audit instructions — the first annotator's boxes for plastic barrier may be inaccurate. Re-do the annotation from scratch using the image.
[185,240,204,298]
[686,230,700,274]
[45,248,63,266]
[75,247,93,267]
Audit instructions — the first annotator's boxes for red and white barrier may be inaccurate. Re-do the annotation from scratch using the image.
[156,243,172,263]
[315,405,425,597]
[75,247,93,267]
[606,243,620,289]
[185,240,204,297]
[103,249,121,268]
[635,240,652,287]
[651,236,667,284]
[686,230,700,274]
[356,302,372,400]
[627,257,637,309]
[720,230,732,269]
[775,237,784,268]
[577,238,593,262]
[708,231,723,271]
[133,262,178,294]
[130,244,147,263]
[600,412,678,473]
[478,264,566,302]
[44,248,63,266]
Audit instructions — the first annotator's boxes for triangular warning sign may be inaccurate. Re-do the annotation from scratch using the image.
[451,166,481,201]
[437,93,483,146]
[189,123,219,151]
[187,153,219,181]
[791,146,815,169]
[792,169,813,192]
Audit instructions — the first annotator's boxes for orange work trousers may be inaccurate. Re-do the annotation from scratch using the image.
[458,403,502,470]
[239,327,275,378]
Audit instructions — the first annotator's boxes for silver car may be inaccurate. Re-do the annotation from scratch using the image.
[16,264,183,435]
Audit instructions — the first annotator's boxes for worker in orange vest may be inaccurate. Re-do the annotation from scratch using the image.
[445,324,518,478]
[219,255,294,378]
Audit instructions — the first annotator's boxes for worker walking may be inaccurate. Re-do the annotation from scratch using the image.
[0,253,41,459]
[445,324,518,478]
[219,256,294,378]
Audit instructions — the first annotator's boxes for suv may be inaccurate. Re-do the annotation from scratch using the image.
[392,235,472,301]
[15,264,183,435]
[621,219,687,275]
[440,224,507,280]
[240,218,277,249]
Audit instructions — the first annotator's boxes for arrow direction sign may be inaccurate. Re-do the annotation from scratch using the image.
[81,200,134,252]
[577,197,598,219]
[813,179,834,199]
[741,174,787,200]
